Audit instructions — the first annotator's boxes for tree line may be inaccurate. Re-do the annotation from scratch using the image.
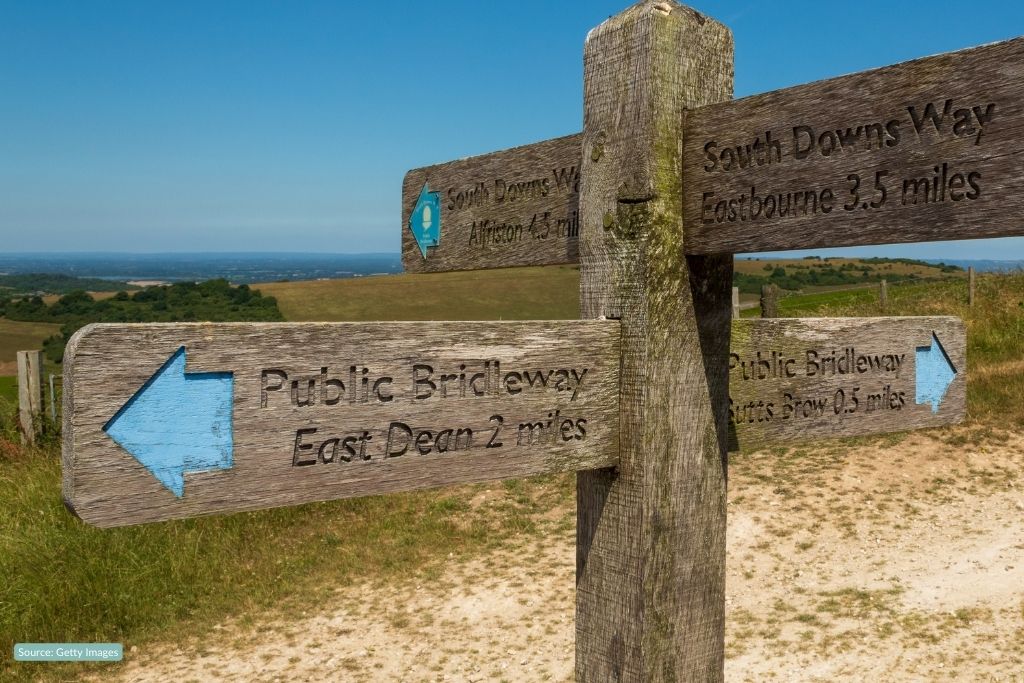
[733,257,962,294]
[0,279,283,364]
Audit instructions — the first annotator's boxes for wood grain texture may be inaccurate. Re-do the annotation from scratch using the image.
[684,37,1024,254]
[17,350,42,444]
[760,284,779,318]
[401,134,582,273]
[729,317,966,452]
[576,2,734,680]
[62,321,619,528]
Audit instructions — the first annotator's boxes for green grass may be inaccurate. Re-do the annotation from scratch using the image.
[0,433,573,681]
[775,285,888,316]
[0,377,15,404]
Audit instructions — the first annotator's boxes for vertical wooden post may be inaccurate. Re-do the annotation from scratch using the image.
[17,350,43,444]
[760,284,778,318]
[880,279,888,309]
[968,266,975,307]
[577,2,733,680]
[732,286,740,318]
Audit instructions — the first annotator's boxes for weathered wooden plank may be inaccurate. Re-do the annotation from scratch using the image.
[17,350,43,444]
[62,321,620,528]
[401,134,582,273]
[684,37,1024,254]
[729,317,965,451]
[576,2,734,681]
[404,36,1024,271]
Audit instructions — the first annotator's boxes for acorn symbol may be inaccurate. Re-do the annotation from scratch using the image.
[422,204,433,233]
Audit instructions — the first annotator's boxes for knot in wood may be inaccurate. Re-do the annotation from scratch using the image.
[590,131,607,162]
[607,180,656,240]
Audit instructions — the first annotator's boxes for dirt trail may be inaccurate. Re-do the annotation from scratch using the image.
[102,428,1024,682]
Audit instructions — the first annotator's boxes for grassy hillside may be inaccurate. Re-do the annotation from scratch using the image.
[257,265,580,321]
[734,256,960,280]
[2,266,1022,682]
[258,260,960,323]
[734,256,961,296]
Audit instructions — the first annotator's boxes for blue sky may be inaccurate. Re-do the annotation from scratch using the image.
[2,1,1023,258]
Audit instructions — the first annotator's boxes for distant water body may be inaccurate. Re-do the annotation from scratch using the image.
[0,253,402,284]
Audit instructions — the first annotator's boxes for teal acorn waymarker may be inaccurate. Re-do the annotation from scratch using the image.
[409,183,441,258]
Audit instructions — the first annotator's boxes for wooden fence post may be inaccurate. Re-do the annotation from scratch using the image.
[732,286,740,318]
[17,350,43,444]
[577,2,733,680]
[968,267,975,307]
[880,279,888,309]
[760,284,779,318]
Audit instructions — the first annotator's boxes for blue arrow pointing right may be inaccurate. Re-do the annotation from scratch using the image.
[103,347,234,497]
[915,333,956,414]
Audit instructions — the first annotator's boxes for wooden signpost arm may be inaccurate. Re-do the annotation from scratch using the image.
[576,2,734,680]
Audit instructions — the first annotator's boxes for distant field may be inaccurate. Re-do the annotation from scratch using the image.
[259,261,951,324]
[734,256,961,279]
[0,318,61,374]
[40,291,120,305]
[257,265,580,322]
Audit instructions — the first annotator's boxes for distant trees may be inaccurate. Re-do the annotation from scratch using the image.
[1,279,284,364]
[0,273,134,296]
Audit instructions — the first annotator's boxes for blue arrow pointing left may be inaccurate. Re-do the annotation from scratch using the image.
[103,347,233,497]
[409,183,441,258]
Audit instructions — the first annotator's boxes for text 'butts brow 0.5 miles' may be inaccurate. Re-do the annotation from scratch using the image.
[728,317,965,451]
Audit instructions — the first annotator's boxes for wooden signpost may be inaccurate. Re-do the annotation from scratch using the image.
[63,321,619,527]
[401,37,1024,272]
[729,317,965,451]
[402,134,582,273]
[62,1,1022,680]
[684,38,1024,254]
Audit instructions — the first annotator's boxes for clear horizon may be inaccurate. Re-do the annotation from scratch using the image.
[2,248,1022,265]
[3,1,1024,259]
